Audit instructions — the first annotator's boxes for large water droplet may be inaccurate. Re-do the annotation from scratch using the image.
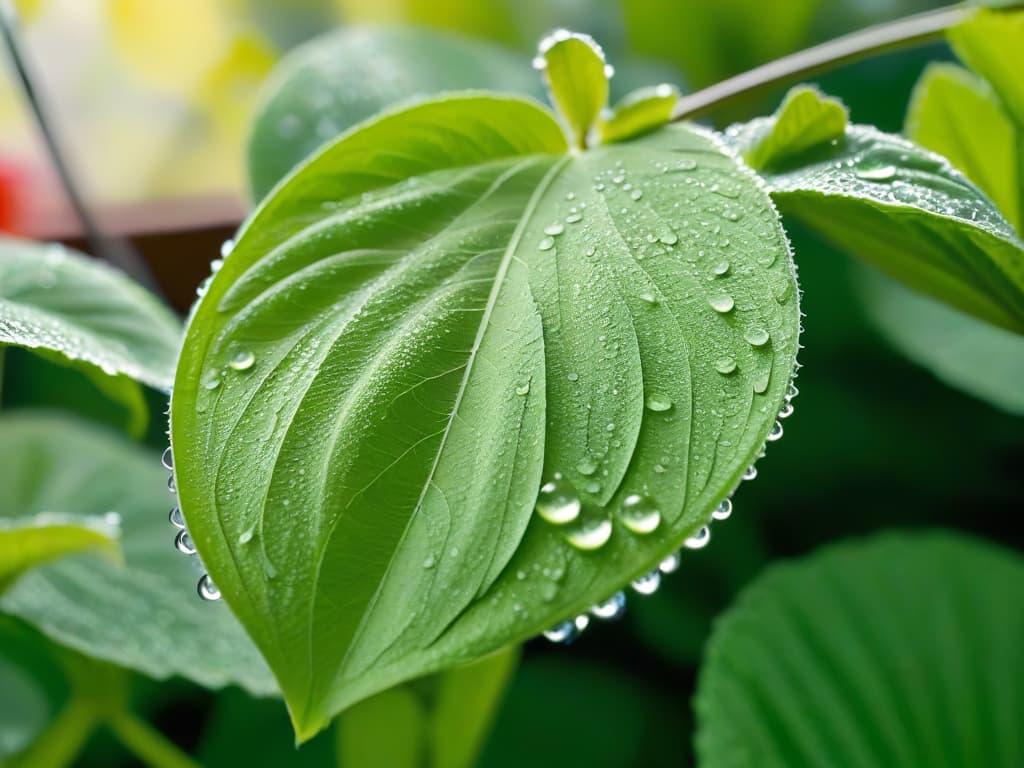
[630,188,643,201]
[238,527,255,544]
[544,222,565,236]
[168,506,185,529]
[684,525,710,549]
[715,357,737,375]
[167,475,177,493]
[712,261,730,277]
[620,494,661,534]
[538,236,555,251]
[565,517,612,550]
[744,327,770,347]
[197,573,221,601]
[161,447,174,470]
[576,456,598,476]
[174,529,196,555]
[855,163,896,181]
[228,349,255,371]
[659,552,681,573]
[766,421,784,442]
[742,465,758,481]
[536,478,581,524]
[778,401,794,419]
[631,569,661,595]
[515,382,531,396]
[709,295,734,313]
[220,239,235,259]
[591,591,626,620]
[644,394,672,412]
[543,619,578,644]
[712,498,732,520]
[422,554,436,569]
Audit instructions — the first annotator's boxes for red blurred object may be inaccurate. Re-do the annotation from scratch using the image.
[0,158,26,234]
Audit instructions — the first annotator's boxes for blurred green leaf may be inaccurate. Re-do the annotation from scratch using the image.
[906,63,1020,233]
[174,87,799,737]
[536,31,609,149]
[0,238,182,391]
[0,656,50,760]
[337,687,422,768]
[598,84,680,144]
[855,267,1024,414]
[726,119,1024,333]
[0,412,276,696]
[246,24,544,200]
[742,86,848,171]
[0,514,119,593]
[695,531,1024,768]
[949,8,1024,129]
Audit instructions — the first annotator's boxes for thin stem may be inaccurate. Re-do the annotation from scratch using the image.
[13,694,98,768]
[0,2,157,289]
[106,710,201,768]
[671,4,967,121]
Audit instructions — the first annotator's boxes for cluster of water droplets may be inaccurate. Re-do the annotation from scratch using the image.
[539,375,801,645]
[163,446,221,602]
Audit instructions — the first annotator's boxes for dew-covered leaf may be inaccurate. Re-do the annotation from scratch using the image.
[907,63,1020,232]
[246,25,543,201]
[726,119,1024,333]
[0,514,120,593]
[0,413,276,696]
[742,86,848,171]
[0,238,182,391]
[172,84,799,738]
[695,532,1024,768]
[536,31,609,149]
[598,84,680,144]
[855,267,1024,414]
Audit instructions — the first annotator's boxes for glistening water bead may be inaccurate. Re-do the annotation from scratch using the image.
[228,349,255,371]
[684,525,711,549]
[620,494,661,534]
[169,506,185,528]
[591,591,626,620]
[161,446,173,470]
[631,569,661,595]
[564,517,613,550]
[712,498,732,521]
[197,573,221,601]
[535,477,581,524]
[174,529,197,555]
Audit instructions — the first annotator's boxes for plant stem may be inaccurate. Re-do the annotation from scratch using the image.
[671,4,967,121]
[13,694,98,768]
[106,710,201,768]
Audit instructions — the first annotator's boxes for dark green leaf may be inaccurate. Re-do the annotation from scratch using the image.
[536,30,609,149]
[726,120,1024,333]
[742,86,848,171]
[906,63,1020,233]
[855,267,1024,414]
[0,657,50,759]
[0,238,181,391]
[695,532,1024,768]
[599,84,680,144]
[173,91,799,738]
[246,25,544,200]
[0,412,275,696]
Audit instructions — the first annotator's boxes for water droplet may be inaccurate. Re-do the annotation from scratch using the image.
[766,421,784,441]
[640,291,659,305]
[204,375,221,390]
[174,529,196,555]
[659,552,681,573]
[712,498,732,520]
[565,192,576,201]
[538,236,555,251]
[532,55,546,70]
[543,619,578,644]
[659,231,678,245]
[645,394,672,412]
[544,222,565,236]
[169,506,185,529]
[713,261,730,277]
[855,163,896,181]
[103,511,122,527]
[604,63,615,78]
[167,475,177,493]
[565,517,612,550]
[220,239,235,258]
[591,591,626,620]
[620,494,661,534]
[197,573,221,601]
[715,357,737,375]
[630,189,643,201]
[228,349,255,371]
[161,447,174,470]
[742,465,758,481]
[238,527,254,544]
[779,401,794,419]
[515,382,531,396]
[423,554,436,569]
[684,525,710,549]
[567,372,579,382]
[631,569,661,595]
[566,212,583,223]
[787,382,800,400]
[536,478,582,524]
[744,327,770,347]
[709,295,734,313]
[584,480,602,494]
[576,456,598,475]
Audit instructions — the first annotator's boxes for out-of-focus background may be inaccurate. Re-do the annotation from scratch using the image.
[2,1,1020,766]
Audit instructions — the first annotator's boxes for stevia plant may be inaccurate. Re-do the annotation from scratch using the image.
[1,3,1023,766]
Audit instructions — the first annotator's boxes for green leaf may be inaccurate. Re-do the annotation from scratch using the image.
[906,63,1020,233]
[0,412,276,696]
[855,266,1024,415]
[695,532,1024,768]
[742,86,848,171]
[536,30,610,149]
[0,513,120,593]
[0,656,50,759]
[246,25,544,201]
[0,237,182,392]
[598,84,680,144]
[336,647,516,768]
[726,120,1024,333]
[949,8,1024,130]
[172,90,799,738]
